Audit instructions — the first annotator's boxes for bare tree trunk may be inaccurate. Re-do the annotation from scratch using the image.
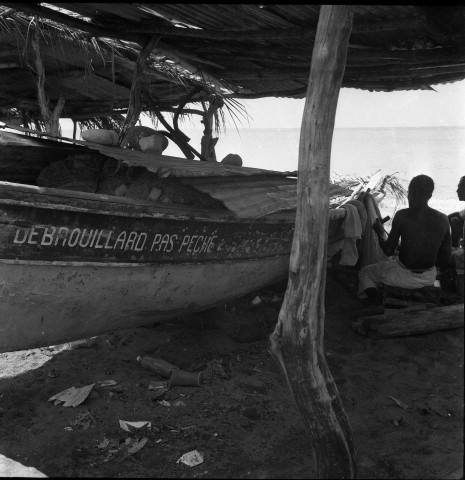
[200,97,222,162]
[31,24,65,136]
[119,35,160,146]
[269,5,356,479]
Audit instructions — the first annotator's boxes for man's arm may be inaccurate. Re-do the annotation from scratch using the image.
[373,213,401,257]
[436,219,453,269]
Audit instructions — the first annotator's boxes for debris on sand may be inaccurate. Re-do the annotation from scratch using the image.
[389,395,410,410]
[136,356,179,378]
[48,384,95,407]
[177,450,204,467]
[119,420,152,433]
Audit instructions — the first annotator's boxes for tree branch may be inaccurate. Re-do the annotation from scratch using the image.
[119,35,161,146]
[30,20,64,135]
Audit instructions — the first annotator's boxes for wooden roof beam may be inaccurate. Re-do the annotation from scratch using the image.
[126,15,426,40]
[224,87,307,99]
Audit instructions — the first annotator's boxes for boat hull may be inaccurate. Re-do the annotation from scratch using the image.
[0,256,289,352]
[0,182,345,353]
[0,182,300,352]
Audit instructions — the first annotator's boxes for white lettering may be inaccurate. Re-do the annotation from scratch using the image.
[187,235,198,253]
[199,236,211,253]
[134,233,147,252]
[104,231,114,249]
[11,224,223,256]
[13,228,28,244]
[78,229,93,248]
[124,231,138,251]
[94,230,106,249]
[41,226,56,246]
[159,234,171,252]
[178,235,190,252]
[150,233,162,252]
[207,235,218,253]
[27,227,39,245]
[55,227,69,246]
[165,234,177,253]
[89,229,99,248]
[67,228,81,247]
[113,231,126,250]
[193,235,203,253]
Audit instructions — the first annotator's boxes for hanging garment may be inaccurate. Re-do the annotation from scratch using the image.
[339,203,363,266]
[360,192,388,267]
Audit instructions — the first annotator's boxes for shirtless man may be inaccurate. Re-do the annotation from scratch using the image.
[358,174,452,300]
[448,176,465,247]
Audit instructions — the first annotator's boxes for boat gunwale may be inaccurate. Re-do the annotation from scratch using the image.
[0,181,345,224]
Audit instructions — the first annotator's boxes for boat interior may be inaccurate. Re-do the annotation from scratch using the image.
[0,129,350,226]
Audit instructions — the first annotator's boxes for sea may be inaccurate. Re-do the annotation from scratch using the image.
[62,124,464,219]
[161,126,465,219]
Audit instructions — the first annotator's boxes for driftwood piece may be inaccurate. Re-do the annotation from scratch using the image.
[269,6,356,479]
[353,304,464,338]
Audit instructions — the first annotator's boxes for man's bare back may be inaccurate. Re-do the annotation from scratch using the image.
[380,205,451,270]
[373,174,452,272]
[374,175,452,272]
[359,174,452,300]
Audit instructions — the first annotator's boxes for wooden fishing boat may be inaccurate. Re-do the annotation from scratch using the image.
[0,130,347,352]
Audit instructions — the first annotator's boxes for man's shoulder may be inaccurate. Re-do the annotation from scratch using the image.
[398,206,448,224]
[428,206,448,220]
[427,207,450,231]
[393,207,409,217]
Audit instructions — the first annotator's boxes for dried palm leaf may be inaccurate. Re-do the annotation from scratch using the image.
[330,170,407,212]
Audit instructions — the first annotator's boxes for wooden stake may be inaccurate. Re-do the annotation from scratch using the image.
[269,6,356,479]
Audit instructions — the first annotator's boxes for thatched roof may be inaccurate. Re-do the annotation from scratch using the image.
[0,4,464,121]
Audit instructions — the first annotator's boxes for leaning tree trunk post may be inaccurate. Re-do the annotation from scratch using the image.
[118,35,161,146]
[200,97,222,162]
[30,22,65,136]
[269,5,356,479]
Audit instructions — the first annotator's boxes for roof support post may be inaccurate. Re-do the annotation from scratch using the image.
[269,5,356,479]
[30,21,65,136]
[118,35,161,146]
[200,96,223,162]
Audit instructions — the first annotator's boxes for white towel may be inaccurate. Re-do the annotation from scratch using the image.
[339,203,362,266]
[361,192,388,267]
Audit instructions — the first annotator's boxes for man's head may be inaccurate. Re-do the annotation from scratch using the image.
[408,175,434,208]
[457,176,465,201]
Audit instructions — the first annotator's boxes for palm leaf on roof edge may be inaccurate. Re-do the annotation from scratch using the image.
[0,6,246,140]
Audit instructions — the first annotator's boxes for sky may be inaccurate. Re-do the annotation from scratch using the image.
[59,79,465,135]
[218,81,465,130]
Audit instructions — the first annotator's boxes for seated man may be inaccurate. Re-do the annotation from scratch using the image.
[358,174,452,301]
[448,176,465,248]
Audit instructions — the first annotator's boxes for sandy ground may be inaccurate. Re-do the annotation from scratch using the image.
[0,273,463,479]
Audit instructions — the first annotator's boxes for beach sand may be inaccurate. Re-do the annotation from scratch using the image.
[0,274,463,478]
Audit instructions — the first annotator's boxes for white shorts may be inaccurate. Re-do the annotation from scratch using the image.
[358,258,437,296]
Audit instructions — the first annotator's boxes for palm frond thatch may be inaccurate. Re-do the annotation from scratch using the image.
[0,5,246,143]
[330,171,407,212]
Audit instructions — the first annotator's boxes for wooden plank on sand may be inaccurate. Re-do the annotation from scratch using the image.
[353,304,464,338]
